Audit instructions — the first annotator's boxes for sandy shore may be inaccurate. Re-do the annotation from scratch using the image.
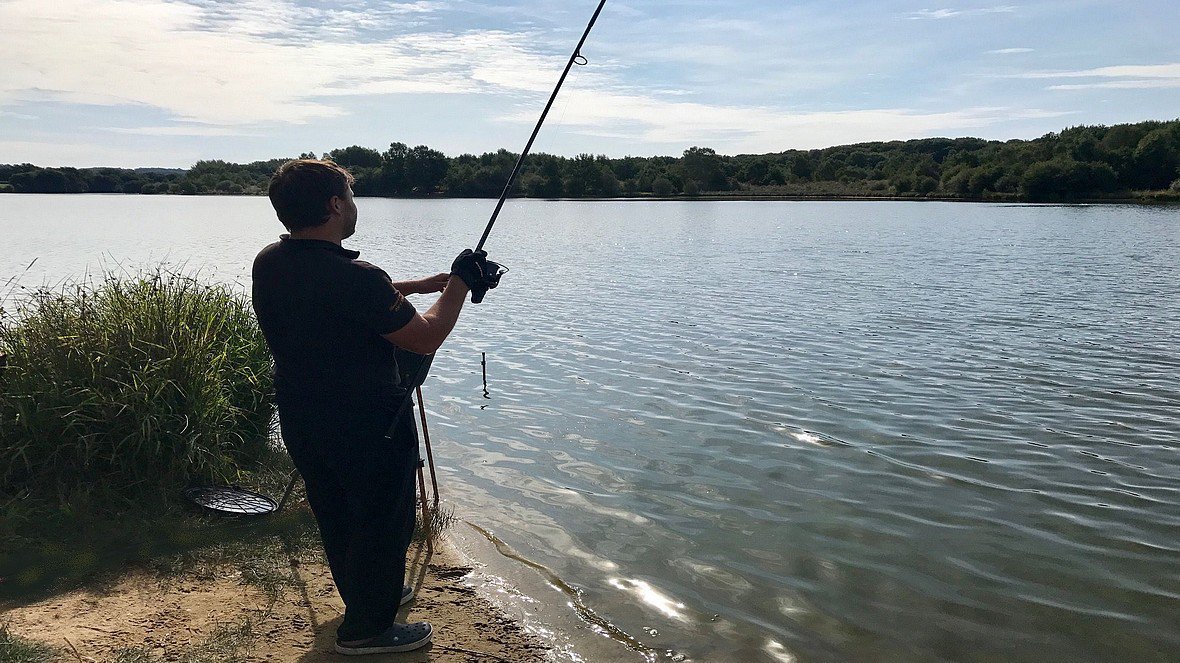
[0,537,550,662]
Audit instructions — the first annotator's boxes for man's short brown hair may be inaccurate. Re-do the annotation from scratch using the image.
[268,159,355,231]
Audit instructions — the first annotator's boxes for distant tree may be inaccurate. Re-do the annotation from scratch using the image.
[651,176,675,196]
[564,154,603,197]
[839,166,870,183]
[403,145,448,194]
[328,145,383,169]
[5,118,1176,201]
[738,158,770,184]
[610,156,643,182]
[814,158,840,181]
[1101,123,1149,152]
[87,171,121,193]
[966,165,1003,197]
[596,157,622,197]
[1021,158,1117,201]
[530,156,564,198]
[1128,128,1180,189]
[789,153,814,179]
[8,171,34,192]
[680,146,726,191]
[915,176,938,194]
[13,168,78,193]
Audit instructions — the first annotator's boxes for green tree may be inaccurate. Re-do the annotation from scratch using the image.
[328,145,383,169]
[652,176,675,196]
[1129,128,1180,189]
[12,169,79,193]
[530,155,565,198]
[814,157,841,181]
[1021,158,1117,201]
[403,145,448,194]
[789,153,814,179]
[87,170,121,193]
[681,146,726,191]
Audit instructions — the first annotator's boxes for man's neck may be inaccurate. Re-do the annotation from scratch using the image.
[289,225,342,245]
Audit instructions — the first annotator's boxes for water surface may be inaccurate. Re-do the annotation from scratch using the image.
[3,196,1178,662]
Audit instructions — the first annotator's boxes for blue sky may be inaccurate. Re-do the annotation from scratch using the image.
[1,0,1178,167]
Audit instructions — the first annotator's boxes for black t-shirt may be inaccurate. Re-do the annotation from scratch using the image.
[251,236,416,411]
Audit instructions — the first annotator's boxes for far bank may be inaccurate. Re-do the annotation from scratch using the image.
[3,118,1178,203]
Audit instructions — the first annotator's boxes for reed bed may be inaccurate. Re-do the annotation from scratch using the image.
[0,270,275,501]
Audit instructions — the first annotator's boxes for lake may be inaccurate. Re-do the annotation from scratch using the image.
[3,195,1178,662]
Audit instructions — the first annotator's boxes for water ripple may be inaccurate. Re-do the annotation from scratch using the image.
[6,197,1178,663]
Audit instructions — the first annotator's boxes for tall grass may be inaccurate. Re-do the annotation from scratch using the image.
[0,270,275,500]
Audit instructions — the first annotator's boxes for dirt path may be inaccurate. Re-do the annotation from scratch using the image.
[1,540,549,662]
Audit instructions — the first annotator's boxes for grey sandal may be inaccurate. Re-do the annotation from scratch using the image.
[335,621,433,655]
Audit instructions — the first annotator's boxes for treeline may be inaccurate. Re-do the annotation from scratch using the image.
[3,119,1178,202]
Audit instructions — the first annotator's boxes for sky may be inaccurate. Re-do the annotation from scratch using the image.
[1,0,1178,168]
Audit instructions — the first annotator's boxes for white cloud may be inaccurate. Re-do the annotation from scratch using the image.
[1049,80,1180,91]
[907,9,962,19]
[500,89,1073,152]
[1013,62,1180,91]
[907,6,1015,20]
[987,48,1034,54]
[1020,63,1180,79]
[0,0,536,127]
[0,139,206,168]
[103,125,251,137]
[0,110,38,120]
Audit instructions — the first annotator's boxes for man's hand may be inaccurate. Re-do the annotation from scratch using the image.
[393,273,450,296]
[415,273,450,294]
[450,249,490,303]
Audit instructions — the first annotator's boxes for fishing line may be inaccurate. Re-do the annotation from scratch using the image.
[534,45,588,162]
[475,0,609,252]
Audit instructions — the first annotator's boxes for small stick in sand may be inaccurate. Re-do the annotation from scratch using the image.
[62,638,95,663]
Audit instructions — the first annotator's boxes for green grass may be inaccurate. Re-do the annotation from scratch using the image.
[0,625,60,663]
[0,267,454,650]
[0,619,257,663]
[0,269,275,500]
[111,619,255,663]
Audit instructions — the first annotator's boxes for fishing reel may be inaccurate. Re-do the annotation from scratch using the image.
[472,258,508,304]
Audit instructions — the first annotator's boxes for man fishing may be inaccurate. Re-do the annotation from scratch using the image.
[251,159,493,654]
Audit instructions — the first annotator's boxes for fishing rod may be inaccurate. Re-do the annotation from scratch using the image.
[374,2,610,527]
[474,0,609,253]
[196,6,611,519]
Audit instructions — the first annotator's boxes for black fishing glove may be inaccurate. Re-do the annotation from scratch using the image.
[450,249,489,303]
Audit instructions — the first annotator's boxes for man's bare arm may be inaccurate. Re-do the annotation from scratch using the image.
[392,273,450,296]
[382,277,469,354]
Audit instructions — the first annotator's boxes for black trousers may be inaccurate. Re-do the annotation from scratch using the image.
[277,395,419,642]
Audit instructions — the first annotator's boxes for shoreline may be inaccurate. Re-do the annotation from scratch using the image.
[0,534,554,662]
[446,519,650,663]
[2,191,1178,204]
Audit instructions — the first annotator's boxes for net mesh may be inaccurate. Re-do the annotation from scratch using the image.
[184,485,278,515]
